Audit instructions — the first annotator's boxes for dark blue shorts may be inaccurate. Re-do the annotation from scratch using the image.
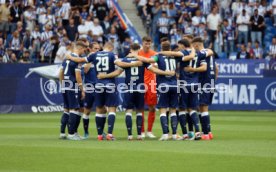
[179,85,199,109]
[199,91,214,106]
[123,92,145,110]
[94,87,119,107]
[84,92,95,109]
[157,86,178,109]
[62,90,80,109]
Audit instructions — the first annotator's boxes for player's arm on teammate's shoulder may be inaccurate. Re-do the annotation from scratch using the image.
[65,53,86,63]
[135,54,156,63]
[83,63,92,74]
[114,59,143,68]
[159,51,184,57]
[147,65,175,76]
[205,49,214,57]
[75,69,85,100]
[182,48,196,61]
[97,69,124,79]
[65,53,94,63]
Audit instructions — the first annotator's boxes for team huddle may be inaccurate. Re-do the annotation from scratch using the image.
[59,35,218,141]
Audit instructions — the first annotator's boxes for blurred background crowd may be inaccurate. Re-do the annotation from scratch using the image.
[0,0,276,64]
[0,0,132,63]
[135,0,276,60]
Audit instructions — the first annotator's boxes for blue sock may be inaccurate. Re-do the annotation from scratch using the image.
[176,110,179,129]
[203,112,211,133]
[75,113,81,133]
[125,113,132,136]
[166,111,170,133]
[190,111,200,132]
[136,113,143,135]
[170,113,178,135]
[60,112,69,134]
[102,116,106,133]
[178,112,187,135]
[186,112,193,132]
[198,113,203,131]
[83,114,89,134]
[160,114,169,134]
[68,111,78,135]
[95,114,105,135]
[108,112,116,134]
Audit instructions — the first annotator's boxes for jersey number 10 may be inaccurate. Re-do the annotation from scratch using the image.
[164,58,176,71]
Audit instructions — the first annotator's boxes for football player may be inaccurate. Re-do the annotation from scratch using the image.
[188,37,218,140]
[59,41,87,140]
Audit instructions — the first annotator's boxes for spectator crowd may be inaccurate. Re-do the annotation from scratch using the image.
[135,0,276,60]
[0,0,132,63]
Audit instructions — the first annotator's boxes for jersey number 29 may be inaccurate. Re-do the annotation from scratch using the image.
[96,56,109,72]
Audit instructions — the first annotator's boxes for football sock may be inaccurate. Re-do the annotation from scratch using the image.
[170,113,178,135]
[125,113,132,136]
[178,111,187,135]
[147,111,155,132]
[95,114,106,135]
[136,113,143,135]
[186,112,194,132]
[160,113,169,134]
[68,110,78,135]
[204,112,211,133]
[201,112,209,134]
[190,111,200,132]
[75,112,82,133]
[166,111,170,133]
[198,113,203,132]
[102,115,106,132]
[176,110,179,131]
[141,112,145,133]
[108,112,116,134]
[83,114,90,134]
[60,111,69,134]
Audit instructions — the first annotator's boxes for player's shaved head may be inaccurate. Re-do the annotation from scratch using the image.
[161,41,171,51]
[130,43,141,51]
[103,42,114,51]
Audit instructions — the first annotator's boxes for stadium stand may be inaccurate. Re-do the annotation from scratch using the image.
[0,0,276,63]
[0,0,131,63]
[134,0,276,59]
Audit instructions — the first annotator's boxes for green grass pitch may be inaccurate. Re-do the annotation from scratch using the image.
[0,111,276,172]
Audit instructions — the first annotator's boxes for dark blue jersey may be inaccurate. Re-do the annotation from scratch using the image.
[61,53,82,88]
[120,57,150,90]
[86,51,116,85]
[199,49,216,84]
[152,54,177,86]
[179,49,206,84]
[84,63,96,84]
